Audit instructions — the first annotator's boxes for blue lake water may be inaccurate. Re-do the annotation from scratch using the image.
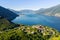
[12,14,60,31]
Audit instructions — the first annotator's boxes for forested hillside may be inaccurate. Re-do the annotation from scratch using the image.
[0,16,19,31]
[0,17,60,40]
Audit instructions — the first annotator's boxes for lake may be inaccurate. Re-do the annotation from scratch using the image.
[12,14,60,31]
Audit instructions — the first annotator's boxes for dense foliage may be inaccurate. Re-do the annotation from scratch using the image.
[0,25,60,40]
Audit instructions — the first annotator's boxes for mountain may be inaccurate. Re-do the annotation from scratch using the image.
[9,4,60,17]
[36,4,60,17]
[0,6,18,21]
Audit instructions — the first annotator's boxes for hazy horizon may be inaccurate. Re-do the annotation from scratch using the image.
[0,0,60,10]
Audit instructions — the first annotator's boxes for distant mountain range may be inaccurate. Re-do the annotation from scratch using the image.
[0,6,18,21]
[0,4,60,21]
[9,9,35,15]
[9,4,60,17]
[36,4,60,17]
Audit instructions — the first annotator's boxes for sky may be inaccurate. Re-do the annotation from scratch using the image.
[0,0,60,10]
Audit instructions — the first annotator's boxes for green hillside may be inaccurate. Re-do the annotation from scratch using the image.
[0,25,60,40]
[0,16,19,31]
